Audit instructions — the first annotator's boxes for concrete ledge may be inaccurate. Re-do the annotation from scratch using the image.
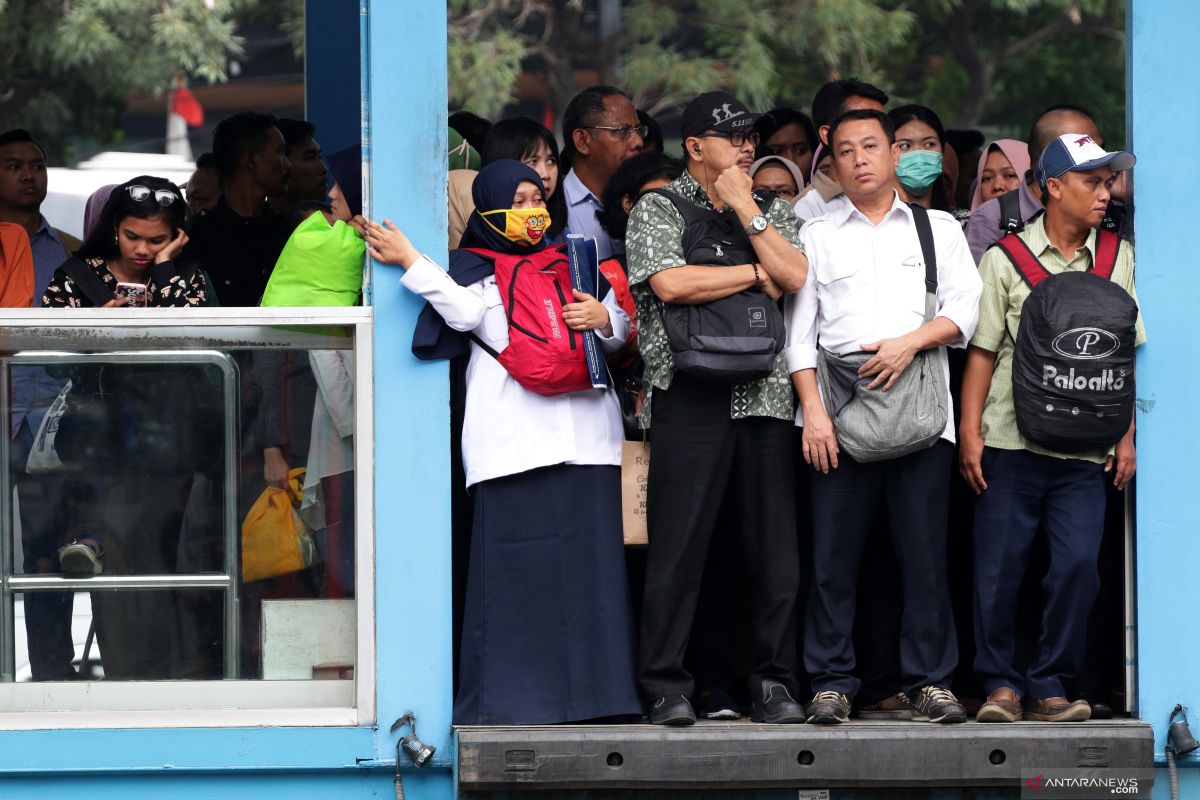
[456,719,1153,791]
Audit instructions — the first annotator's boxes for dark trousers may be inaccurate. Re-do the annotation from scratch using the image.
[638,372,800,700]
[973,447,1106,699]
[12,422,77,681]
[805,440,957,698]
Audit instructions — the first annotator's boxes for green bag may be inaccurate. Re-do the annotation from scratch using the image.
[261,211,366,307]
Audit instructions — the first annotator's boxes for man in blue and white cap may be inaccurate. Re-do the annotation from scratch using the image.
[960,133,1143,724]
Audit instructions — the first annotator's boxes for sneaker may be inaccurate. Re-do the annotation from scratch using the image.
[649,694,696,726]
[58,540,102,575]
[909,685,967,724]
[857,692,911,720]
[750,681,806,724]
[806,690,851,725]
[696,688,742,720]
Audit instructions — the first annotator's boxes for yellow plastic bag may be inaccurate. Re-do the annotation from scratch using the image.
[242,468,317,583]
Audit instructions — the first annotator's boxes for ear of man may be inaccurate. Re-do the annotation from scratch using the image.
[1046,175,1063,202]
[684,135,703,164]
[818,124,831,146]
[571,127,592,158]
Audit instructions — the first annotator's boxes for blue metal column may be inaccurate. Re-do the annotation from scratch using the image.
[1129,2,1200,797]
[305,0,362,156]
[365,0,455,796]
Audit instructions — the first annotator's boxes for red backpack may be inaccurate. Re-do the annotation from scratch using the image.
[463,245,596,396]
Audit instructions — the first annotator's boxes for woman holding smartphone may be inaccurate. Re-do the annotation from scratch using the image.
[43,175,206,308]
[43,174,222,680]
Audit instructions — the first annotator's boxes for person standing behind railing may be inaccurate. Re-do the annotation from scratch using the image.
[1,128,83,681]
[43,176,220,680]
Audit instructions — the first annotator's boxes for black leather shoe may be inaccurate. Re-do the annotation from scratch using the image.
[649,694,696,726]
[751,681,807,724]
[1090,701,1115,720]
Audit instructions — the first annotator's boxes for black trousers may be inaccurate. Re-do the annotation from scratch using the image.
[805,440,958,698]
[638,372,801,700]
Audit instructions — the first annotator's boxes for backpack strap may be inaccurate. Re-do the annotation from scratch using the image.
[1091,229,1121,280]
[646,188,709,228]
[992,233,1053,289]
[907,203,938,296]
[997,188,1024,235]
[60,257,116,307]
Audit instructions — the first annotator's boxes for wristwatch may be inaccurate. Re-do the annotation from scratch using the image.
[745,215,769,236]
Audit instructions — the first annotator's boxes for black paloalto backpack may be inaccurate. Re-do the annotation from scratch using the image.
[648,189,784,383]
[993,229,1138,452]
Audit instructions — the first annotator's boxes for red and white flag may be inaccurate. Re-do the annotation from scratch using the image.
[166,79,203,159]
[171,85,204,128]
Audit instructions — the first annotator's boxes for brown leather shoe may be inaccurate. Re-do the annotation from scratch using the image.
[1025,696,1091,722]
[977,687,1023,722]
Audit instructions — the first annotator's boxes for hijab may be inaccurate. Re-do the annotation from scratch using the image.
[970,139,1031,211]
[749,155,806,194]
[83,184,119,239]
[413,159,550,360]
[326,144,363,217]
[449,129,481,171]
[456,159,547,254]
[447,169,477,250]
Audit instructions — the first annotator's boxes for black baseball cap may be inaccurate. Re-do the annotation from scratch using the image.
[680,92,762,139]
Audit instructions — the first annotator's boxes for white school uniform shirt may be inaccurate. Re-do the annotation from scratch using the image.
[400,254,629,487]
[784,191,982,443]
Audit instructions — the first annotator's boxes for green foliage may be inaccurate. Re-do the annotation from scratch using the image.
[0,0,245,163]
[618,0,914,115]
[449,30,527,119]
[449,0,1125,147]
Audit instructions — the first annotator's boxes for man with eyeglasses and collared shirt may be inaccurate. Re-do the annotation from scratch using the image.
[560,85,645,260]
[627,90,810,727]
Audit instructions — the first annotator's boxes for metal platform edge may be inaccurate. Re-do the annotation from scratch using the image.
[456,720,1154,791]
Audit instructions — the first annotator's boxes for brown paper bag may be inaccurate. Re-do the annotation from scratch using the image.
[621,440,651,546]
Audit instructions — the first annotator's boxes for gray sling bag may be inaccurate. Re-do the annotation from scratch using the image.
[815,204,949,463]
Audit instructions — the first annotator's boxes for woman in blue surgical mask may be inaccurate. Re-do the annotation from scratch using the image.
[888,105,968,223]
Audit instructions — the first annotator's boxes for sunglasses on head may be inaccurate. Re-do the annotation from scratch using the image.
[126,185,180,206]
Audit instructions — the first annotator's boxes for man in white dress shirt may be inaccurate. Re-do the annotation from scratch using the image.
[785,108,982,725]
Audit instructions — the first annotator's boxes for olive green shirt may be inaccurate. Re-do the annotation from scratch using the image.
[625,170,802,426]
[972,215,1146,464]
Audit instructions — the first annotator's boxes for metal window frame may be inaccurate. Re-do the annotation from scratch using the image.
[0,349,241,681]
[0,308,376,727]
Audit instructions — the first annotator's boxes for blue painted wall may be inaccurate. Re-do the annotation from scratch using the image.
[1129,0,1200,790]
[365,0,453,767]
[0,1,454,796]
[305,0,362,156]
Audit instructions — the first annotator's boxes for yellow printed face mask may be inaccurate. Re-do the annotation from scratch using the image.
[480,207,551,246]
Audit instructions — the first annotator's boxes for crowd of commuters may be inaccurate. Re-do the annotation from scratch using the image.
[1,114,362,680]
[1,72,1141,730]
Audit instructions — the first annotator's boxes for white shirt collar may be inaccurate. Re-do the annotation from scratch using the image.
[833,189,911,227]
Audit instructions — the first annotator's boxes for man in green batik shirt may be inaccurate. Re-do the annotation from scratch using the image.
[626,91,809,727]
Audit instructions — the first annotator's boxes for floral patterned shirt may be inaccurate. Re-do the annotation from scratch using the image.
[625,170,802,426]
[43,258,207,308]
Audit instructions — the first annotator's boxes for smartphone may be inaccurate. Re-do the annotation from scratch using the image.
[114,282,148,307]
